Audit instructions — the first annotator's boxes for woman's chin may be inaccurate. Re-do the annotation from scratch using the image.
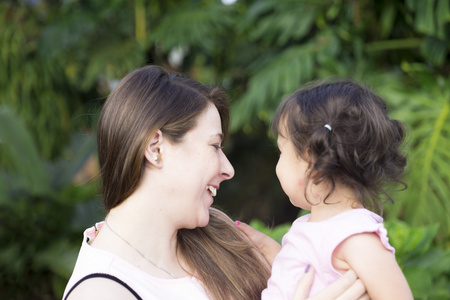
[196,214,210,228]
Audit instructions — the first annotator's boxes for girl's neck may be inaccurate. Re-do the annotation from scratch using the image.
[307,184,363,222]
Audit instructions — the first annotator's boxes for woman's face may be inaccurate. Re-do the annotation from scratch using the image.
[163,103,235,228]
[275,130,311,210]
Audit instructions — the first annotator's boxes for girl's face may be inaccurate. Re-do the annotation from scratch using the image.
[163,103,235,229]
[276,130,311,210]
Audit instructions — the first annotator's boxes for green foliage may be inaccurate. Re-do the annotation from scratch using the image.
[385,220,450,299]
[38,0,144,90]
[0,5,81,159]
[225,0,450,131]
[0,107,102,299]
[405,0,450,67]
[150,1,236,53]
[231,44,316,132]
[0,1,141,159]
[249,219,292,244]
[377,66,450,243]
[1,0,450,298]
[0,107,50,196]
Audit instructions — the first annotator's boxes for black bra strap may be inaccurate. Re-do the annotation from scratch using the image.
[64,273,142,300]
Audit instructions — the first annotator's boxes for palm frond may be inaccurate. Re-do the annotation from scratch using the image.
[231,44,315,131]
[383,70,450,242]
[0,107,50,197]
[240,0,322,46]
[150,2,236,53]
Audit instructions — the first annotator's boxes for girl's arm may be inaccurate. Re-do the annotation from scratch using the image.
[237,222,369,300]
[334,232,413,300]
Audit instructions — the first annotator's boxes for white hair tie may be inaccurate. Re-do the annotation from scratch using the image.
[324,124,332,131]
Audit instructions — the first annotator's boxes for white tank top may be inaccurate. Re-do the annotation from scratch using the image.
[63,222,211,300]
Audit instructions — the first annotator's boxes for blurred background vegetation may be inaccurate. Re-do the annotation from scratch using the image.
[0,0,449,299]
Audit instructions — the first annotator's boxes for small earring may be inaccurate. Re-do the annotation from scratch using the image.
[154,154,161,163]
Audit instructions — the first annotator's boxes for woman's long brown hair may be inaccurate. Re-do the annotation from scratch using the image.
[178,207,271,300]
[97,65,270,299]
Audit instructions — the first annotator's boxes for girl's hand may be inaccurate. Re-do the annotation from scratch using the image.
[294,269,369,300]
[235,221,281,266]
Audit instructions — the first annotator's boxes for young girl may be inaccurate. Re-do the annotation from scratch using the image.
[262,80,413,300]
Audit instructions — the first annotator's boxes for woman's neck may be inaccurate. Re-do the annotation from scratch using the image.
[92,191,191,278]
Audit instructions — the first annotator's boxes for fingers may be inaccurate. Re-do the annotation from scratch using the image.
[292,267,315,300]
[357,293,370,300]
[292,269,368,300]
[235,221,281,266]
[309,270,359,300]
[336,279,366,300]
[235,221,259,240]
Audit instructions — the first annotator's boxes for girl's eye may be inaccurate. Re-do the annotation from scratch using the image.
[212,144,223,150]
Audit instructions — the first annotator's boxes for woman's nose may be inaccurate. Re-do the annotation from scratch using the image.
[220,152,235,180]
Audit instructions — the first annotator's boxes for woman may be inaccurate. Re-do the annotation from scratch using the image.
[63,65,367,300]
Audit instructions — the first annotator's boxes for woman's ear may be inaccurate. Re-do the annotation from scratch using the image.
[145,129,164,168]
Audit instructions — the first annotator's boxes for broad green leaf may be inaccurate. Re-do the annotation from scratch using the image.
[385,221,438,264]
[231,45,315,131]
[150,3,236,53]
[380,4,396,38]
[421,36,448,66]
[385,71,450,243]
[406,247,450,275]
[49,133,97,189]
[0,107,50,195]
[415,0,436,35]
[403,266,433,299]
[436,0,450,39]
[33,240,79,278]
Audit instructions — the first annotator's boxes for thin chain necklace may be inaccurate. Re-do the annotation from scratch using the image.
[104,218,178,279]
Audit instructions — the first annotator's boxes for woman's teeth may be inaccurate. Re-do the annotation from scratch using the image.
[206,185,217,197]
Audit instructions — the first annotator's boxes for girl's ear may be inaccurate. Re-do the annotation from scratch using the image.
[144,129,164,168]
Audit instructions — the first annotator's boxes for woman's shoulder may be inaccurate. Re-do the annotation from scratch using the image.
[65,223,211,300]
[65,274,141,300]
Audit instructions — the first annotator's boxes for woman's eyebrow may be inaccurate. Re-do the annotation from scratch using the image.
[210,133,224,141]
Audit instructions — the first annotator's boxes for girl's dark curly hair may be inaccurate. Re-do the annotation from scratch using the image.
[272,79,407,214]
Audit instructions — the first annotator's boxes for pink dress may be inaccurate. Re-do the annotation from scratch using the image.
[63,222,211,300]
[262,208,395,299]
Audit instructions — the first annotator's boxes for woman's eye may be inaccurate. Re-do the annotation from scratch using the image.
[212,144,223,150]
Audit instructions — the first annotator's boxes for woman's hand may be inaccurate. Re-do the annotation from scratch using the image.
[294,269,369,300]
[235,221,281,266]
